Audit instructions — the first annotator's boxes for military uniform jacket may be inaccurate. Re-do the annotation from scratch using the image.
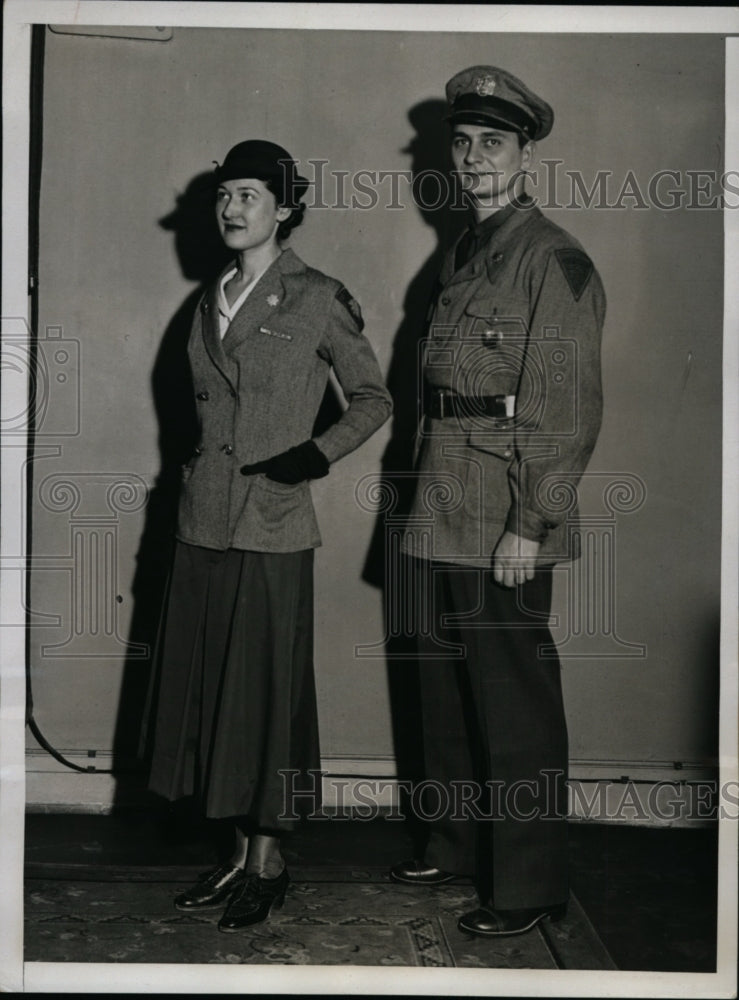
[177,248,392,552]
[402,205,605,567]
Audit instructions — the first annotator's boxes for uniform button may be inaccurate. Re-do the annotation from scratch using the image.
[503,448,513,459]
[222,444,233,455]
[441,296,451,306]
[202,300,209,313]
[230,389,237,398]
[196,391,209,401]
[492,252,504,263]
[194,446,203,456]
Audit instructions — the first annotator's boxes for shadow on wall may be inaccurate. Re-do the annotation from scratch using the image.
[362,99,469,852]
[365,98,467,540]
[111,173,230,797]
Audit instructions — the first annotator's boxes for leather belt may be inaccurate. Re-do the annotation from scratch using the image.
[424,386,515,420]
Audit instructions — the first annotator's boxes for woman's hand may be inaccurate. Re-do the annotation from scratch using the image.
[240,440,329,485]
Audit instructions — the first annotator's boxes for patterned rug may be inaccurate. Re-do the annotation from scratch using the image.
[24,864,616,968]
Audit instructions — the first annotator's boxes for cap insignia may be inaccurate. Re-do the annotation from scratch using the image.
[475,75,497,97]
[267,294,280,307]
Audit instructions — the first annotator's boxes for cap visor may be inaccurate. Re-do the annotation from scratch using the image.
[446,109,527,134]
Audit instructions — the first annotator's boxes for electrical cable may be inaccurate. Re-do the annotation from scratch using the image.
[24,25,118,778]
[27,717,115,774]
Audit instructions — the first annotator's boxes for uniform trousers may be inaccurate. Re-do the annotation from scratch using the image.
[147,541,321,829]
[410,555,569,909]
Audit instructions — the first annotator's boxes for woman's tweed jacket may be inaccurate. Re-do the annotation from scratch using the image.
[177,248,392,552]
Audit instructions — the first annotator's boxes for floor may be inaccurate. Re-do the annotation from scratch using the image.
[23,809,718,972]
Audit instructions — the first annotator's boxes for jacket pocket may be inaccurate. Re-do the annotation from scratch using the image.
[256,474,304,494]
[245,475,317,547]
[463,299,528,348]
[461,430,515,523]
[467,428,514,462]
[457,302,525,408]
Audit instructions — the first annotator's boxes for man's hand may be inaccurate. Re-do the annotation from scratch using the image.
[492,531,541,587]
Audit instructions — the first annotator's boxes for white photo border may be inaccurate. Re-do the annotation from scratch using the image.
[2,3,737,996]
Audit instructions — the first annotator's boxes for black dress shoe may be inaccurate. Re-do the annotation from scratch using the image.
[458,901,568,937]
[174,863,247,911]
[218,869,290,932]
[389,859,465,885]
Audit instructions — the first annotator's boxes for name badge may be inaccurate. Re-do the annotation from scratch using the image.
[259,326,292,341]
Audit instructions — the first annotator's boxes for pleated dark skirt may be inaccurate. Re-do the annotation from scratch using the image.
[146,541,322,827]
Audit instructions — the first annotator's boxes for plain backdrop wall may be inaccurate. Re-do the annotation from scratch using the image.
[28,27,724,802]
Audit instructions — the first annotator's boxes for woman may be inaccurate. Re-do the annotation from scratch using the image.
[147,139,392,932]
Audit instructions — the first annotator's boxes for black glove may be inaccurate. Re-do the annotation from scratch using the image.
[240,440,330,485]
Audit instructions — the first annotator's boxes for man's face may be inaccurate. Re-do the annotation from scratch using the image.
[451,123,534,210]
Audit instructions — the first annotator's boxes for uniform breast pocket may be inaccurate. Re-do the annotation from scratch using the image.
[247,315,318,380]
[463,298,528,351]
[258,311,316,346]
[459,299,527,401]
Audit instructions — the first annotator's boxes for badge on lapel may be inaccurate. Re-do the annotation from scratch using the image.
[259,326,292,341]
[267,294,280,307]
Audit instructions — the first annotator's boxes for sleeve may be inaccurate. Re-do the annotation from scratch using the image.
[312,286,393,464]
[504,247,606,543]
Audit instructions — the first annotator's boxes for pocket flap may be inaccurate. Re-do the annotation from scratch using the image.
[467,428,514,461]
[464,297,497,319]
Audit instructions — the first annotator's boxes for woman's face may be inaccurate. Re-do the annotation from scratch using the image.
[215,177,290,253]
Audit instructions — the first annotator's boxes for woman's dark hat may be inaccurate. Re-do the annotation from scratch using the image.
[213,140,309,207]
[445,65,553,141]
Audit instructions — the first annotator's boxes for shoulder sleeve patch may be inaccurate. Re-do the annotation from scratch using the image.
[335,285,365,331]
[553,248,594,302]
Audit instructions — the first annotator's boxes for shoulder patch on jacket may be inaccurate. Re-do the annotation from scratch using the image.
[553,248,594,302]
[335,286,364,330]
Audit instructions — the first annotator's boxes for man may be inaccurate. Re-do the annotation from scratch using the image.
[390,65,605,937]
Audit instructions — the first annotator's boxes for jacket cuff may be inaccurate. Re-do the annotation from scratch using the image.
[504,505,554,544]
[303,439,330,479]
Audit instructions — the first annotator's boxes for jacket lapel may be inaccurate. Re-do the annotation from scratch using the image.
[222,249,305,354]
[200,277,239,391]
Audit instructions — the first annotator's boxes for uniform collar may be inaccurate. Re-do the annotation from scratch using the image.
[467,192,534,241]
[442,195,540,288]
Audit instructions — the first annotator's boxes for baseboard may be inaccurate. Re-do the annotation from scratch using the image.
[25,750,723,827]
[318,757,721,828]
